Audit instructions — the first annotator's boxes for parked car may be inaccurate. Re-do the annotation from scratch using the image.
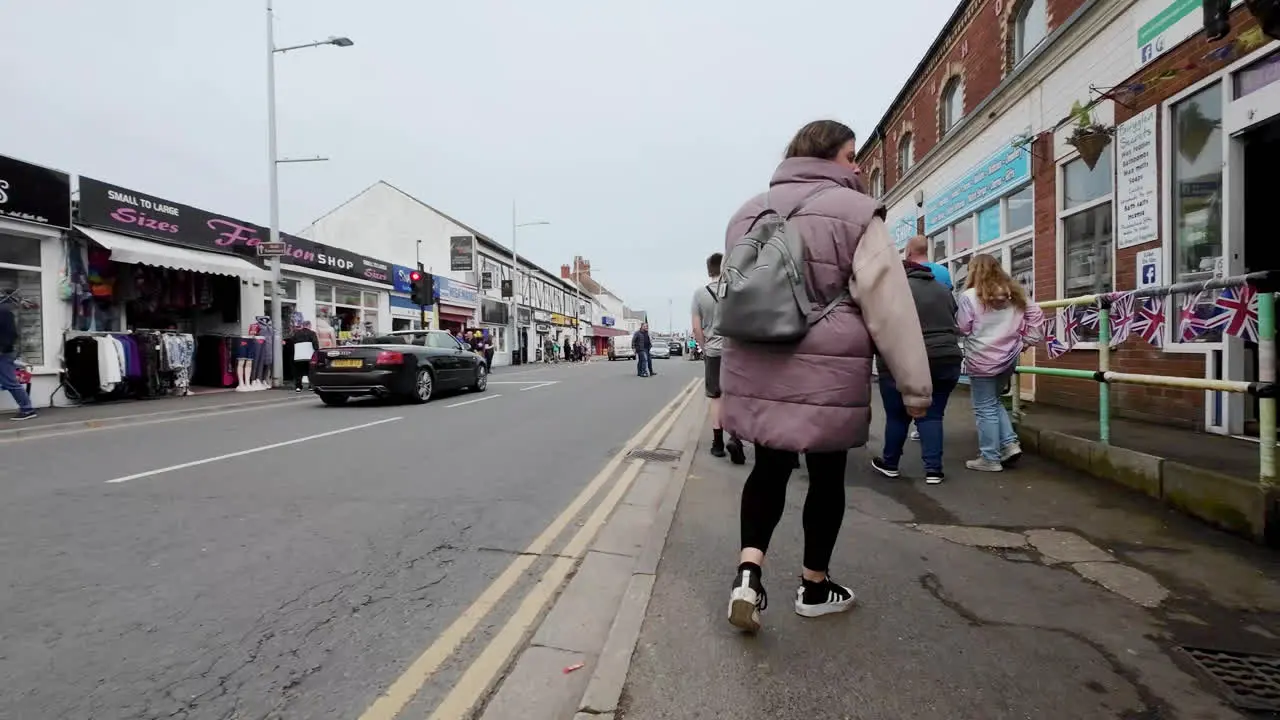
[309,330,487,406]
[650,342,670,359]
[608,335,636,361]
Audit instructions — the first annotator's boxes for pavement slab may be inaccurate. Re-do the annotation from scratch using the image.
[1025,528,1115,564]
[914,523,1028,548]
[1072,561,1171,608]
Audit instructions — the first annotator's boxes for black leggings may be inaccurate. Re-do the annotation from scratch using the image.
[740,445,848,573]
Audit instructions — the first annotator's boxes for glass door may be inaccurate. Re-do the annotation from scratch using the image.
[1007,239,1037,401]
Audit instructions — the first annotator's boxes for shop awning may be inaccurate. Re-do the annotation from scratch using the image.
[592,325,628,337]
[76,225,271,280]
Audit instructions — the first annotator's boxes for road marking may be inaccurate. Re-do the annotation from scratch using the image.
[487,381,559,385]
[357,379,697,720]
[445,394,502,408]
[518,382,557,392]
[103,417,402,484]
[428,383,697,719]
[0,396,311,444]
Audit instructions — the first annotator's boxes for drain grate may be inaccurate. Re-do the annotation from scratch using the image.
[627,448,683,463]
[1179,646,1280,711]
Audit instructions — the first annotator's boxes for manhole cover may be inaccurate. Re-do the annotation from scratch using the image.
[1179,646,1280,711]
[627,448,683,463]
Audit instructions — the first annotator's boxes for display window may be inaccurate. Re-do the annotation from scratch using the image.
[315,283,381,343]
[0,233,43,367]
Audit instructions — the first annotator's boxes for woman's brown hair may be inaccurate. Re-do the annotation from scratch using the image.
[965,253,1028,310]
[785,120,856,161]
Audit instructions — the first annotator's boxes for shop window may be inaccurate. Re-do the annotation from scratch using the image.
[1063,148,1113,209]
[315,284,334,303]
[930,231,947,262]
[1171,82,1225,343]
[1059,151,1114,342]
[0,234,40,267]
[951,254,972,297]
[940,77,963,134]
[951,216,974,255]
[0,267,43,367]
[869,169,884,198]
[898,133,914,175]
[1005,185,1033,233]
[1012,0,1047,66]
[1011,239,1035,301]
[976,203,1001,245]
[363,291,379,309]
[336,287,362,307]
[1234,50,1280,99]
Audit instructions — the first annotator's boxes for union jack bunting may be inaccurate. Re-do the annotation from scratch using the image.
[1077,304,1101,330]
[1044,314,1070,358]
[1057,306,1083,347]
[1205,285,1259,343]
[1130,296,1166,348]
[1105,292,1136,347]
[1177,291,1208,343]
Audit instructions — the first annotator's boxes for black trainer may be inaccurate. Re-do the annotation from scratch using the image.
[870,456,900,478]
[727,564,767,633]
[726,438,746,465]
[925,470,946,485]
[794,576,856,618]
[710,440,726,458]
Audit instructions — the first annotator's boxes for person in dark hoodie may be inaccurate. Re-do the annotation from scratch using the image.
[869,243,963,484]
[0,300,36,420]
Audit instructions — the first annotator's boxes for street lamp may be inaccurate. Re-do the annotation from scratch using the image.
[266,0,351,386]
[510,201,549,365]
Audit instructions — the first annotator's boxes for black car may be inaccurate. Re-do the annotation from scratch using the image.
[668,339,683,356]
[309,330,488,406]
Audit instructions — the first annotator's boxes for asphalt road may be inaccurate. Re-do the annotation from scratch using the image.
[0,355,701,720]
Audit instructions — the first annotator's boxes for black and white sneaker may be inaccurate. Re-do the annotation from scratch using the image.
[870,456,900,478]
[925,470,946,485]
[727,564,767,633]
[794,577,856,618]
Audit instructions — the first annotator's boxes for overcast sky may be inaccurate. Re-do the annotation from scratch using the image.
[3,0,952,326]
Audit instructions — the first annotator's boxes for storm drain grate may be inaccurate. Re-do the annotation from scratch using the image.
[1179,646,1280,711]
[627,448,683,463]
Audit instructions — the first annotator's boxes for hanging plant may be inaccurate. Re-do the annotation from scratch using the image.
[1065,100,1115,171]
[1176,101,1217,163]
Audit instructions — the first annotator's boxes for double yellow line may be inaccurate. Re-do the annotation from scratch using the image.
[360,378,700,720]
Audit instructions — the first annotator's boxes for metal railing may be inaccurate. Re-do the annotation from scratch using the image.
[1010,271,1277,486]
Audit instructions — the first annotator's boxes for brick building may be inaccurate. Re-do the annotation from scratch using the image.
[859,0,1278,436]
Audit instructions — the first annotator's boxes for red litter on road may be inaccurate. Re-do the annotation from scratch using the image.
[562,662,585,674]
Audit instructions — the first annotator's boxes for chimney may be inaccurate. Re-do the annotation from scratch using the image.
[560,264,571,279]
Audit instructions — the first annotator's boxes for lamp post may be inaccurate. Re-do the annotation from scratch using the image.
[510,201,549,366]
[266,0,351,386]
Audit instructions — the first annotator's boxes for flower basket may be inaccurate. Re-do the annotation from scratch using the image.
[1068,126,1113,170]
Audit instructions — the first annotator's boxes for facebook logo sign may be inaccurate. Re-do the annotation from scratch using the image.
[1142,263,1158,285]
[1141,44,1154,63]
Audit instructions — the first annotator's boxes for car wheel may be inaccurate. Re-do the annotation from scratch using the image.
[319,392,348,407]
[410,368,434,404]
[472,364,488,392]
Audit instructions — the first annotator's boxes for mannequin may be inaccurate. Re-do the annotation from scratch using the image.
[252,315,273,390]
[235,323,258,391]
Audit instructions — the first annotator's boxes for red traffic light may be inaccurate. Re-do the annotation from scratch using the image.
[409,271,422,282]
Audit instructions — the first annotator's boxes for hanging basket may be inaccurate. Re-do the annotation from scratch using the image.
[1068,127,1113,170]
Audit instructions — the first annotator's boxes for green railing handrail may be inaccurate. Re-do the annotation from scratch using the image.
[1010,270,1277,487]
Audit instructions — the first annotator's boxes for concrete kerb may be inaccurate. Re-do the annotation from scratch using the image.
[0,394,310,441]
[578,392,707,716]
[1016,416,1274,545]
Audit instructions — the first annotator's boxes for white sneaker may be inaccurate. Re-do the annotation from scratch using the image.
[965,458,1004,472]
[909,428,920,441]
[794,577,856,618]
[1000,442,1023,465]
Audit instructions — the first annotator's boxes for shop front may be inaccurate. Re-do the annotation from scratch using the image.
[434,275,478,334]
[0,153,72,411]
[592,315,622,355]
[532,310,552,360]
[478,298,510,366]
[516,306,532,364]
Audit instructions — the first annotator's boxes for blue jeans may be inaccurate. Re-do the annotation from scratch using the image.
[879,365,961,473]
[0,352,33,413]
[969,375,1017,461]
[636,352,651,376]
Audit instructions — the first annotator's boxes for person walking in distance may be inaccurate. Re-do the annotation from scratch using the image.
[869,238,964,484]
[692,252,745,464]
[902,235,953,441]
[955,254,1044,472]
[632,322,654,377]
[721,120,932,632]
[0,299,36,420]
[291,320,320,393]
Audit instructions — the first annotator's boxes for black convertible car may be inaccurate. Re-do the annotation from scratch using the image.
[309,330,488,406]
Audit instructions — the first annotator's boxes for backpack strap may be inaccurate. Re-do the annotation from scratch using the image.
[705,284,718,304]
[807,290,851,327]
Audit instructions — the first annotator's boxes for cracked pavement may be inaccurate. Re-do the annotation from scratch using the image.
[0,361,700,719]
[619,393,1280,720]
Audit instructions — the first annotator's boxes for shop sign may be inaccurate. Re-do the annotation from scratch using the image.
[450,235,475,272]
[1135,0,1242,68]
[436,276,478,307]
[551,312,571,326]
[1116,107,1159,249]
[886,210,917,250]
[1137,248,1162,289]
[392,264,416,293]
[517,306,532,326]
[533,309,552,323]
[536,323,551,333]
[0,154,71,228]
[77,177,392,284]
[923,146,1030,234]
[600,315,615,327]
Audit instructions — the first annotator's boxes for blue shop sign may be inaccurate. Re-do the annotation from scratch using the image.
[435,276,478,307]
[392,264,416,293]
[601,316,616,327]
[886,212,917,250]
[924,145,1030,235]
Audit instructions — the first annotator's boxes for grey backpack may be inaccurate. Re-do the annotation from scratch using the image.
[715,190,848,344]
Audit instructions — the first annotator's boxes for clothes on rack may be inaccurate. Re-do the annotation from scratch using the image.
[63,330,197,402]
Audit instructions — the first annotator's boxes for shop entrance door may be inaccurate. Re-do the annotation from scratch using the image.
[1240,119,1280,436]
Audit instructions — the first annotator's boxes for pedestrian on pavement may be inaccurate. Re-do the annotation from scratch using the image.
[0,299,36,420]
[901,235,952,442]
[481,333,495,371]
[632,323,654,377]
[721,120,932,633]
[691,251,744,464]
[955,254,1044,472]
[870,242,963,484]
[291,321,320,393]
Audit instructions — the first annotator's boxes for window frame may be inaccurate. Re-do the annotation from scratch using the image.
[898,133,914,176]
[1012,0,1047,67]
[940,76,964,134]
[0,232,45,368]
[929,182,1035,263]
[1055,149,1116,350]
[869,168,884,198]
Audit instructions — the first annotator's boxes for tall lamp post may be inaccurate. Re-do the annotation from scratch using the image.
[266,0,352,386]
[510,201,549,366]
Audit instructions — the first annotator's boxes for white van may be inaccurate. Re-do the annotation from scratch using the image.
[608,335,636,361]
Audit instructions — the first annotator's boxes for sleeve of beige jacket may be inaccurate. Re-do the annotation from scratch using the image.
[849,217,934,409]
